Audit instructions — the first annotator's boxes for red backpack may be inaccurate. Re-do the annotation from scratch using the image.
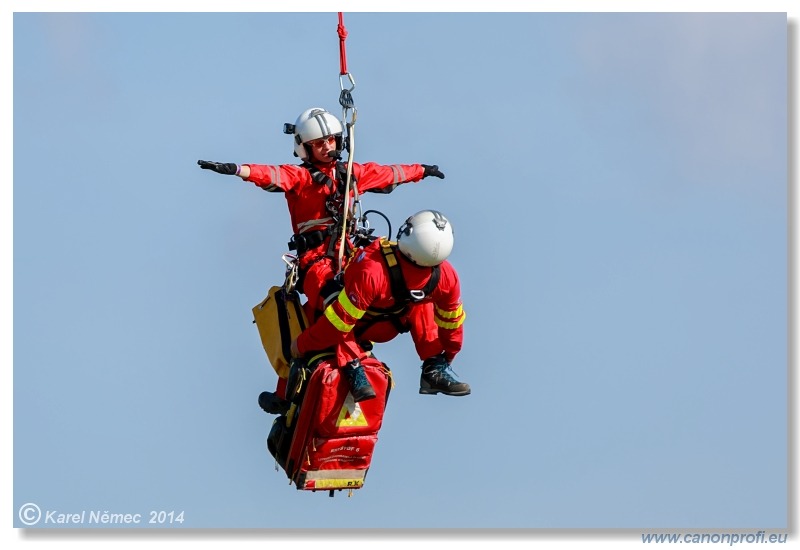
[267,353,392,496]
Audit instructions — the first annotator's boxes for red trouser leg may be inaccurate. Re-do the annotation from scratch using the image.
[300,257,336,322]
[355,303,443,364]
[335,338,368,368]
[407,302,443,361]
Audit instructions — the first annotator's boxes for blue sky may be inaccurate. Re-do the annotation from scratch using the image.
[5,3,797,549]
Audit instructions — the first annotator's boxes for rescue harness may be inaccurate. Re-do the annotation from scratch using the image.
[354,239,440,337]
[287,160,358,257]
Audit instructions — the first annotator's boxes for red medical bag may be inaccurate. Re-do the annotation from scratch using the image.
[267,353,392,495]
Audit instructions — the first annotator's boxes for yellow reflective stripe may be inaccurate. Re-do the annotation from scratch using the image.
[324,304,354,333]
[435,303,463,319]
[436,317,465,330]
[338,291,366,320]
[435,311,466,330]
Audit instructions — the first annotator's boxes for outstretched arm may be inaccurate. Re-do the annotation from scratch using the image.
[355,162,445,194]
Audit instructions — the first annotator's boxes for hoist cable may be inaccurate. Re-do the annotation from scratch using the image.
[336,12,358,272]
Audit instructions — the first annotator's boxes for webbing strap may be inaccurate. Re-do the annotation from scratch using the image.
[302,161,339,189]
[379,240,441,303]
[276,288,307,364]
[301,161,356,216]
[380,240,409,303]
[424,265,441,297]
[337,13,348,76]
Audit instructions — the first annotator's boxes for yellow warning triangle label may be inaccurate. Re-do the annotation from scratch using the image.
[336,394,369,427]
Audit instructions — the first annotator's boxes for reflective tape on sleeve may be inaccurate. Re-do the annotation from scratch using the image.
[324,304,355,333]
[338,291,366,320]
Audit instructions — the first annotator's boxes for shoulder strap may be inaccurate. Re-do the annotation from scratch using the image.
[379,240,440,303]
[335,161,356,188]
[301,162,335,189]
[422,265,440,296]
[302,161,357,190]
[379,239,411,303]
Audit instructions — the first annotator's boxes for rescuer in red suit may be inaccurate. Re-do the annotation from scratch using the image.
[197,107,445,321]
[291,210,470,402]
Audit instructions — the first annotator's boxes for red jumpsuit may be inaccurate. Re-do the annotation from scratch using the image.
[244,161,426,319]
[296,238,466,367]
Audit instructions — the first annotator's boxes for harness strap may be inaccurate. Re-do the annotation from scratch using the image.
[423,263,440,297]
[379,240,440,301]
[287,229,330,255]
[285,162,359,265]
[380,240,410,304]
[302,161,334,189]
[353,240,440,337]
[298,161,358,264]
[301,161,355,194]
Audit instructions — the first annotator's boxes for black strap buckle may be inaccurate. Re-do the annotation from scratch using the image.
[288,230,328,254]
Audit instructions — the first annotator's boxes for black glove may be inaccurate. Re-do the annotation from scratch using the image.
[422,164,445,179]
[197,160,239,175]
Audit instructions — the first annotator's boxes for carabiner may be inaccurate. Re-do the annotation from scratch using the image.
[281,253,300,292]
[339,72,356,113]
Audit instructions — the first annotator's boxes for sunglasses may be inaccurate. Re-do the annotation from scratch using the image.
[308,135,337,148]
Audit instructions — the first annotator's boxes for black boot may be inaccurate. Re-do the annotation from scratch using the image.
[343,359,377,402]
[420,354,471,396]
[258,391,291,415]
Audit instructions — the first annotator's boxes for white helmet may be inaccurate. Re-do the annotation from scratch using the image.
[396,210,454,267]
[285,107,344,160]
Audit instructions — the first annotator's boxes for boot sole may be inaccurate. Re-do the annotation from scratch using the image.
[352,390,377,402]
[419,388,471,396]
